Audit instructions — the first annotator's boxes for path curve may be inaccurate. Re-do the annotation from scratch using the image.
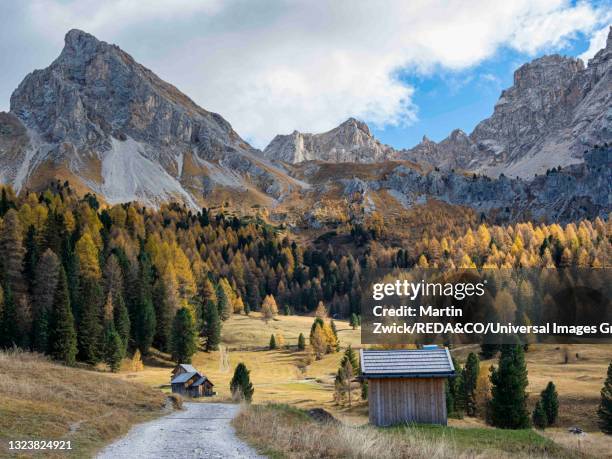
[97,402,265,459]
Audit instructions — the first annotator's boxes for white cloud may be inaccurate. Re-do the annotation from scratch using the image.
[9,0,612,147]
[579,24,611,62]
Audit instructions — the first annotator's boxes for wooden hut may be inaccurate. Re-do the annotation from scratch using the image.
[170,364,215,397]
[360,348,455,426]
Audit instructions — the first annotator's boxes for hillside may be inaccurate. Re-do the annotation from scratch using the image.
[0,351,167,458]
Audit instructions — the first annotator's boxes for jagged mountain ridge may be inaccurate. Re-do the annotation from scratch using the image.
[0,29,608,226]
[265,27,612,179]
[1,29,305,208]
[263,118,397,163]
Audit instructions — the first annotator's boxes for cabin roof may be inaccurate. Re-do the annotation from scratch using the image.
[176,364,197,373]
[192,376,214,387]
[360,348,455,378]
[171,371,198,384]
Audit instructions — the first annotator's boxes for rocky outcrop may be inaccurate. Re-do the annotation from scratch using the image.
[2,29,302,208]
[402,27,612,178]
[266,28,611,179]
[263,117,396,163]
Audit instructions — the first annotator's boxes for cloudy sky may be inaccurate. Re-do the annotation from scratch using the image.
[0,0,610,149]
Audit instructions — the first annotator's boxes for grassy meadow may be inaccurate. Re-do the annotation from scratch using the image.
[103,311,612,457]
[0,350,167,458]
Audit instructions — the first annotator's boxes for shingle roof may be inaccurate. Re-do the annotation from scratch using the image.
[177,364,197,373]
[360,348,455,378]
[171,371,198,384]
[191,376,214,387]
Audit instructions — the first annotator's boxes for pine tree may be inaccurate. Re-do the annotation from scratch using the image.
[48,268,77,365]
[153,278,172,352]
[349,313,359,330]
[598,361,612,434]
[448,356,464,417]
[202,300,221,351]
[134,250,156,356]
[171,307,198,364]
[489,344,530,429]
[103,324,125,372]
[230,362,254,402]
[269,334,276,350]
[540,381,559,426]
[532,400,547,429]
[76,276,103,364]
[31,249,60,353]
[297,332,305,351]
[340,345,359,374]
[113,293,131,351]
[216,282,229,321]
[23,225,39,293]
[0,209,26,297]
[462,352,480,416]
[135,297,156,356]
[0,285,18,348]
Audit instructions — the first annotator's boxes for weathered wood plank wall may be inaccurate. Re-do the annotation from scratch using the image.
[368,377,447,426]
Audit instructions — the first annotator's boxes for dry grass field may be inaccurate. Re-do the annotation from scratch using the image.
[0,350,166,458]
[107,312,611,456]
[233,404,574,459]
[4,312,607,458]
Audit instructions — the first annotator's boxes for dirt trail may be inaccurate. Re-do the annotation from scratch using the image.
[96,402,265,459]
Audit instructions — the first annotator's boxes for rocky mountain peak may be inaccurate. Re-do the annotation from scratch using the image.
[512,54,583,91]
[338,117,371,136]
[263,117,394,163]
[62,29,102,59]
[2,29,302,208]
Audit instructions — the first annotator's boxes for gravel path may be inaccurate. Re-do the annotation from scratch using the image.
[96,402,265,459]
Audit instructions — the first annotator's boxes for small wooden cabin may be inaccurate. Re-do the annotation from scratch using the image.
[360,348,455,426]
[170,364,215,397]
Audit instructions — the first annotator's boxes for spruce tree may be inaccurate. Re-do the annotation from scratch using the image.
[202,300,221,351]
[77,277,103,364]
[135,297,156,356]
[48,268,77,365]
[171,307,198,364]
[462,352,480,416]
[216,282,231,321]
[489,344,530,429]
[0,286,18,349]
[103,324,124,372]
[350,313,358,330]
[340,345,359,373]
[269,334,276,350]
[297,332,306,351]
[540,381,559,426]
[113,294,131,351]
[134,250,156,355]
[532,400,547,429]
[153,278,172,352]
[449,356,464,417]
[23,225,39,293]
[598,361,612,434]
[230,362,254,402]
[31,249,60,353]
